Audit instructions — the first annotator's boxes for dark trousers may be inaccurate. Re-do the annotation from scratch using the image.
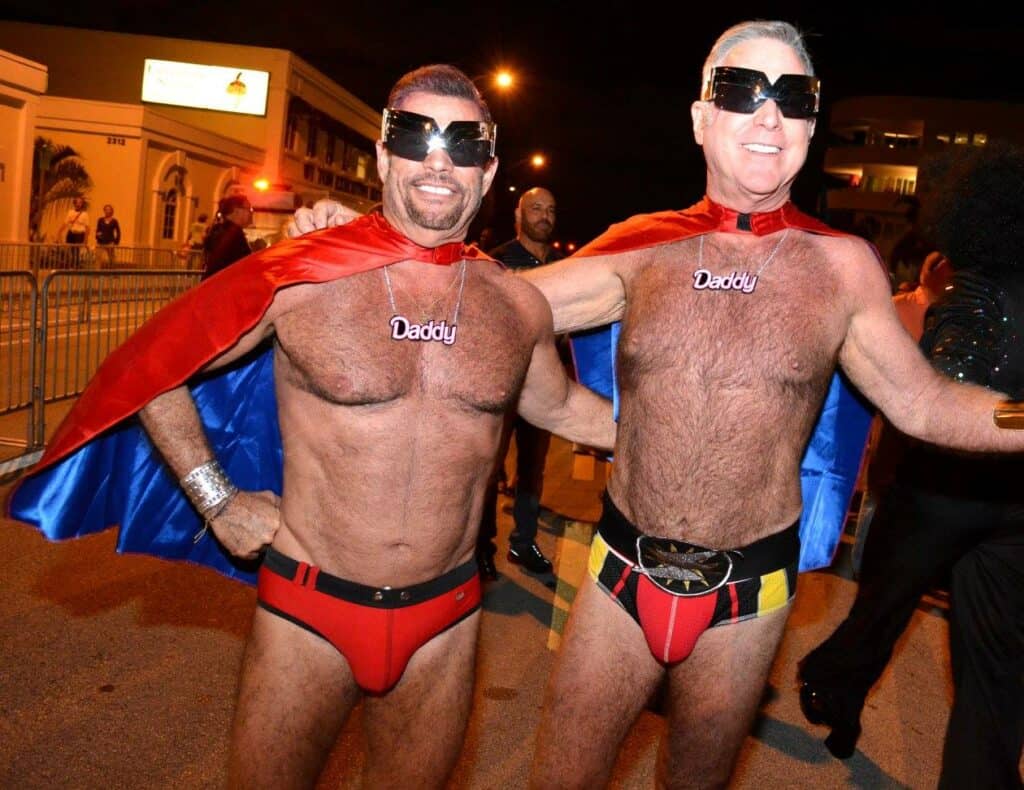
[941,529,1024,789]
[478,414,551,554]
[800,484,1023,787]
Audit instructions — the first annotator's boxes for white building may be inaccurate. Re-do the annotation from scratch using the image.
[0,48,47,243]
[0,21,383,248]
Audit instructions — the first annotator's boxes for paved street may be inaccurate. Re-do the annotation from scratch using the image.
[1,437,956,789]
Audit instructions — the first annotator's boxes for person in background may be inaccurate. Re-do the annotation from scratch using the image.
[477,186,564,579]
[94,204,121,268]
[847,247,954,572]
[888,195,933,291]
[59,195,89,269]
[891,249,953,337]
[202,196,253,281]
[188,213,210,250]
[798,142,1024,787]
[474,225,495,251]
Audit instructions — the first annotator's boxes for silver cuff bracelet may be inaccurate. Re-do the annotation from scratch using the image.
[180,460,238,518]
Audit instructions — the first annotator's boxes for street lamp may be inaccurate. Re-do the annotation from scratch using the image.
[493,70,514,90]
[506,152,547,193]
[474,68,515,92]
[472,68,516,98]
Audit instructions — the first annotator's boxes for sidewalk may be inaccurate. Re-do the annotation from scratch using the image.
[1,436,954,788]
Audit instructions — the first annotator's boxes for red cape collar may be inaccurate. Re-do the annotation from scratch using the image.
[704,197,802,235]
[573,196,848,258]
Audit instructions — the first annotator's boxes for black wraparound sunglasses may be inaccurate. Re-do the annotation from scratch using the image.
[701,66,820,119]
[381,108,497,168]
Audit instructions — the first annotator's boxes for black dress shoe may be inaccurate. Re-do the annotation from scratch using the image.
[477,552,498,581]
[507,542,552,574]
[798,681,862,759]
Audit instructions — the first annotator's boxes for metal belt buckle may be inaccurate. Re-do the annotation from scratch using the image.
[635,535,734,597]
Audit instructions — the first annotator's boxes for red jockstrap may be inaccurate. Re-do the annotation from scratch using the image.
[257,548,481,694]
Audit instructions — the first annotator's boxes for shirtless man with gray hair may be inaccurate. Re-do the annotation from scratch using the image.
[525,20,1024,787]
[290,22,1024,788]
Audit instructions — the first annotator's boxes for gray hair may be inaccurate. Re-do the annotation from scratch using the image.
[701,20,815,91]
[387,64,492,125]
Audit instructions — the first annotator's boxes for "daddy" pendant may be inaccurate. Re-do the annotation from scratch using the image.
[692,269,758,294]
[389,315,457,346]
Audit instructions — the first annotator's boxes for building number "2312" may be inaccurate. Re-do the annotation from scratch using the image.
[106,136,126,146]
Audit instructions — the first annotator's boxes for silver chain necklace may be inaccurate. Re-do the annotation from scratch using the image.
[694,229,790,294]
[383,259,467,346]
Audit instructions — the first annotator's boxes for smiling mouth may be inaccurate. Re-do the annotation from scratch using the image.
[416,183,456,196]
[743,143,781,154]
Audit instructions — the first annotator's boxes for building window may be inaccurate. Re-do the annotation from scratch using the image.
[344,145,366,176]
[973,132,988,146]
[895,178,916,195]
[285,95,382,191]
[882,133,920,149]
[306,122,318,158]
[335,175,370,198]
[954,132,969,145]
[936,133,951,144]
[355,152,370,180]
[162,189,177,240]
[318,168,334,186]
[285,114,298,152]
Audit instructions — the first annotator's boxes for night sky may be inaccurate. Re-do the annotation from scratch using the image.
[4,2,1024,245]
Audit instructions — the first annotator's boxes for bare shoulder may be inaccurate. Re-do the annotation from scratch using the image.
[477,261,553,331]
[811,232,894,314]
[263,272,383,328]
[813,232,884,270]
[262,280,328,322]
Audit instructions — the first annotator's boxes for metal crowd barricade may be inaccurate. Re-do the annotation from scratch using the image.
[0,272,38,452]
[0,268,201,475]
[0,242,204,274]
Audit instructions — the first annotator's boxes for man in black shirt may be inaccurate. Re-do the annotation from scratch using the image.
[202,195,254,280]
[479,187,564,578]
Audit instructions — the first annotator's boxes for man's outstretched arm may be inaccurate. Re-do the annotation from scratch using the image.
[520,253,626,334]
[514,291,616,451]
[839,237,1024,451]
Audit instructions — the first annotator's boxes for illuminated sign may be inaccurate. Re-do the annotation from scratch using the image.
[141,59,269,116]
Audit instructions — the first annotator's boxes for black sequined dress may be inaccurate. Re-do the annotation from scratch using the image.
[800,268,1024,788]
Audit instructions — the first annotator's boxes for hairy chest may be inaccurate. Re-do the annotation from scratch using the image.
[618,236,846,390]
[272,270,535,413]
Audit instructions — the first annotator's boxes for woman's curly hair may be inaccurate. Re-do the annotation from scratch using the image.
[920,140,1024,274]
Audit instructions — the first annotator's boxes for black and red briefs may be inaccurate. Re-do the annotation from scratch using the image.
[589,493,798,664]
[257,547,481,694]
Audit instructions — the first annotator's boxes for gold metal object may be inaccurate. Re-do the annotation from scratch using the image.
[993,400,1024,429]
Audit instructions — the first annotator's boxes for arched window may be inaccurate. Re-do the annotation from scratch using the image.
[162,188,177,240]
